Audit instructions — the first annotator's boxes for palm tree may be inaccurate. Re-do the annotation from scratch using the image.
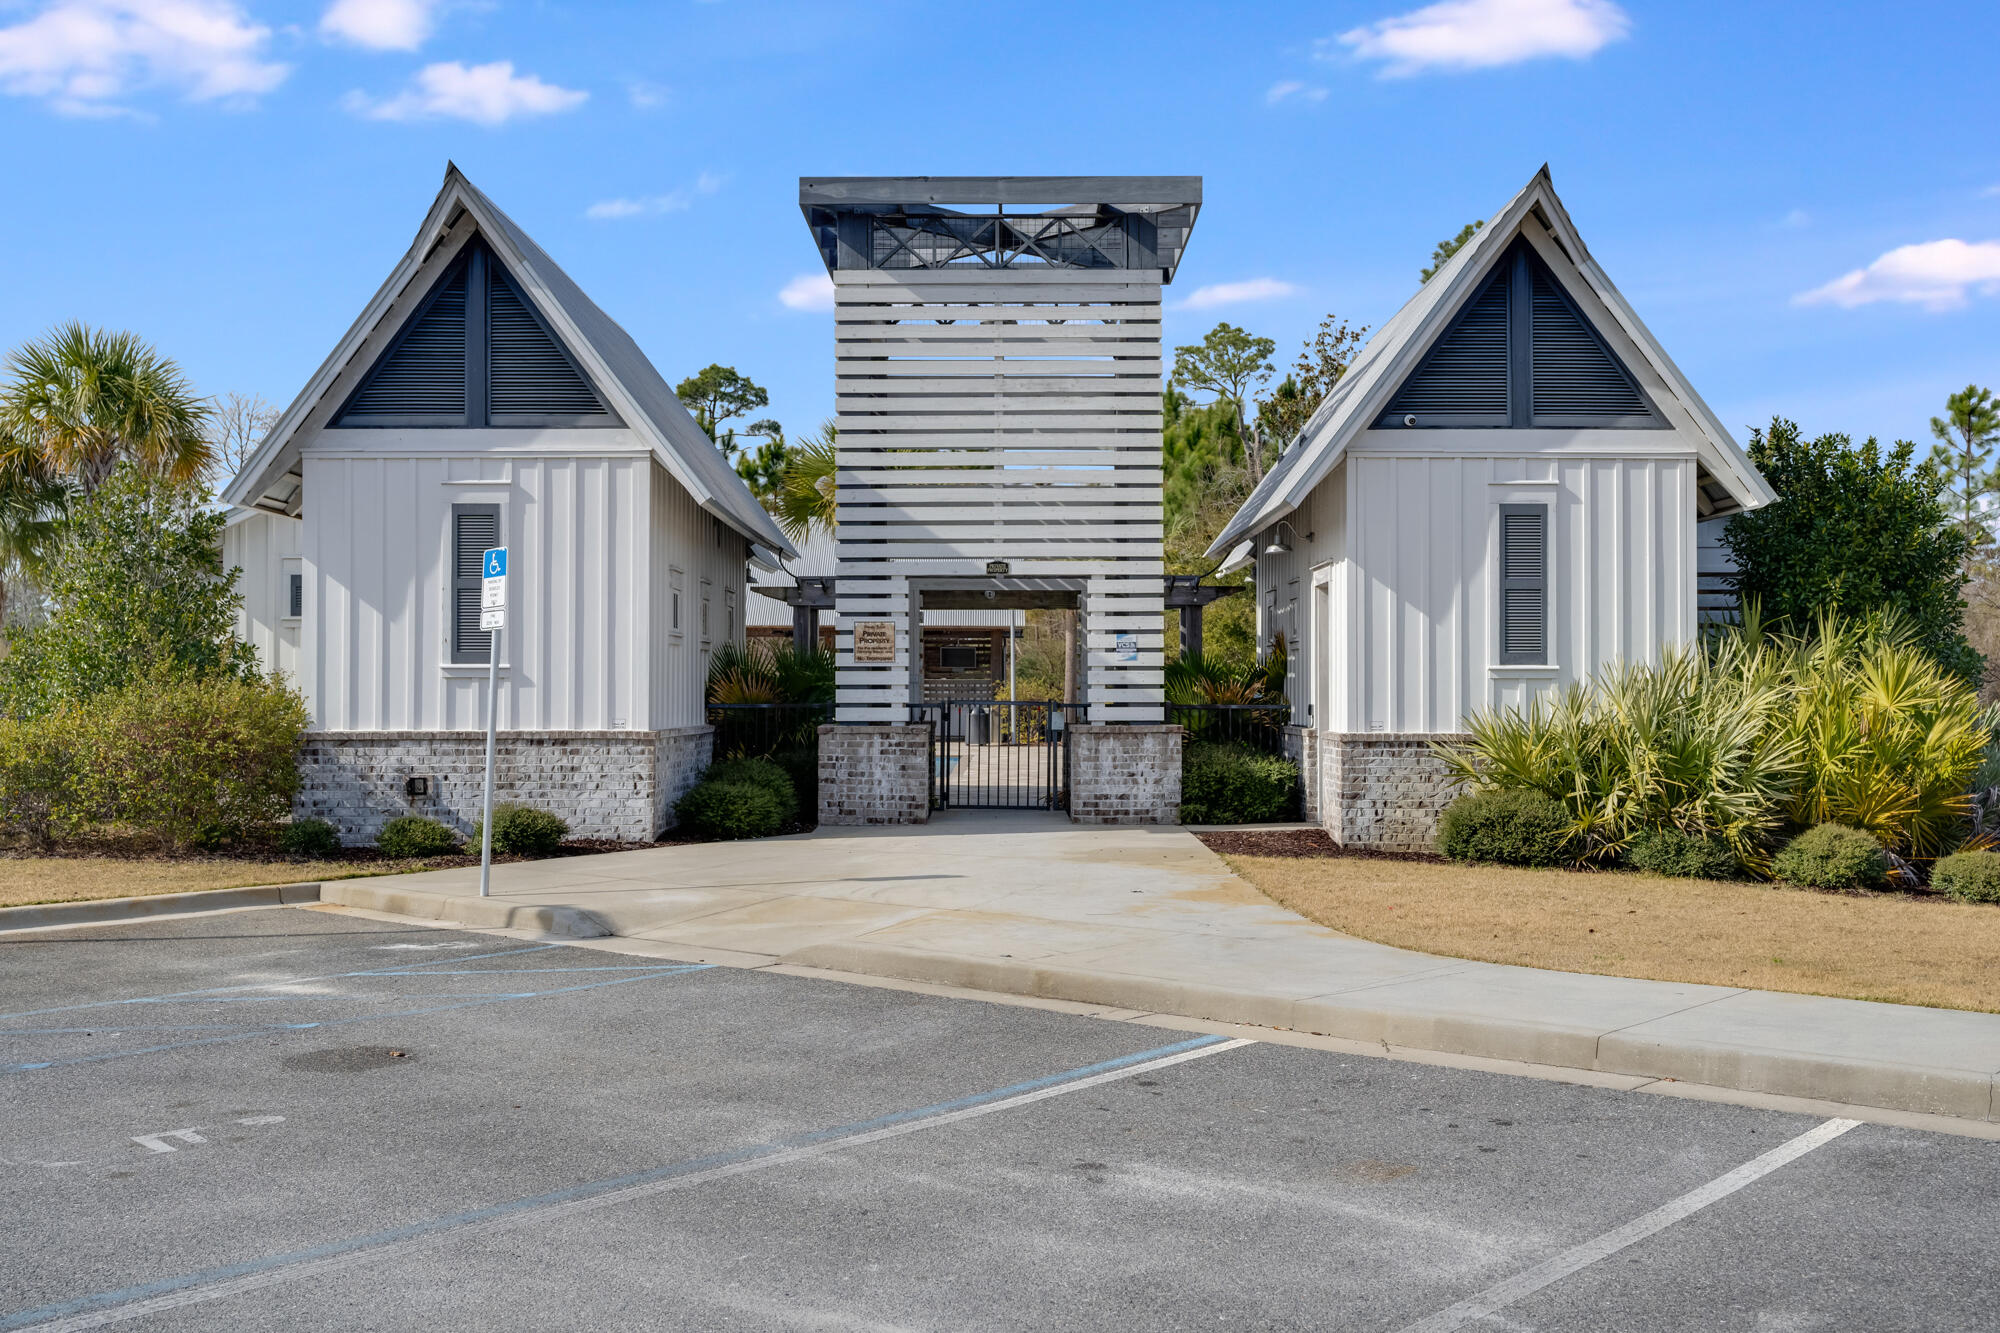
[774,419,837,543]
[1,323,212,496]
[0,437,66,634]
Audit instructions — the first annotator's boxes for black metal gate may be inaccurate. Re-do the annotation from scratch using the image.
[912,701,1081,811]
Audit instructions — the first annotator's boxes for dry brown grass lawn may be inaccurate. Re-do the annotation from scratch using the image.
[1223,853,2000,1014]
[0,858,403,908]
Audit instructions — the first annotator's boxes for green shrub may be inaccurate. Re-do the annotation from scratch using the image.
[471,803,570,856]
[376,816,462,858]
[1178,742,1298,824]
[69,666,308,850]
[0,714,85,849]
[768,749,819,826]
[1772,823,1887,891]
[675,780,786,841]
[279,818,341,858]
[1626,827,1740,880]
[1931,851,2000,903]
[700,757,797,826]
[1436,789,1571,867]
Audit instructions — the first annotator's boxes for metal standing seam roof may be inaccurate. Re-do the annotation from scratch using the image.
[1205,166,1775,559]
[223,165,795,558]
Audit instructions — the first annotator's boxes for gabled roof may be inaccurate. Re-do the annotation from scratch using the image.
[1206,167,1774,558]
[224,165,795,557]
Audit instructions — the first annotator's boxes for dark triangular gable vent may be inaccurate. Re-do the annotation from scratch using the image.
[340,263,469,423]
[337,240,618,428]
[1382,271,1510,425]
[487,267,609,422]
[1380,240,1660,429]
[1529,266,1651,424]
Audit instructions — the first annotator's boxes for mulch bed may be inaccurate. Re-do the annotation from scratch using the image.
[1193,828,1447,864]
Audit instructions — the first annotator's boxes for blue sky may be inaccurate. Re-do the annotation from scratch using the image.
[0,0,1995,455]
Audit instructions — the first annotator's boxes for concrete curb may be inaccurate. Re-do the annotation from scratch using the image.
[0,882,324,933]
[319,881,611,939]
[304,881,2000,1124]
[779,940,1999,1123]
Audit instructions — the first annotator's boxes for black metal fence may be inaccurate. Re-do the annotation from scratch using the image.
[705,703,833,760]
[1167,703,1294,755]
[911,701,1082,811]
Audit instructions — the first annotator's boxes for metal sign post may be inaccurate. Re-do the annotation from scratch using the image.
[478,547,507,898]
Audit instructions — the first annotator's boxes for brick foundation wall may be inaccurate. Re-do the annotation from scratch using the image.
[1282,725,1319,823]
[1068,724,1183,825]
[1322,732,1460,852]
[817,724,931,826]
[298,729,709,845]
[652,725,714,833]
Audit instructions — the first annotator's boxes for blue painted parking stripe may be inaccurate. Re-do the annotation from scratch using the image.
[0,1033,1248,1331]
[1,966,713,1076]
[0,943,568,1023]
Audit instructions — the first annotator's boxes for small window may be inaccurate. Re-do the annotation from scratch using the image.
[451,503,501,663]
[699,580,712,643]
[669,567,684,636]
[287,572,303,619]
[724,588,736,640]
[1498,504,1548,665]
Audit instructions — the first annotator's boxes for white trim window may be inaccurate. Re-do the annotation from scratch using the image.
[669,567,684,639]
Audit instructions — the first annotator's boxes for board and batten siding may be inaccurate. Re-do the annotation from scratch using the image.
[297,434,718,733]
[223,509,303,684]
[832,268,1166,722]
[1260,432,1696,736]
[651,460,749,729]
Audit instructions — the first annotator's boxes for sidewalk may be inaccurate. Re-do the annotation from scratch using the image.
[325,812,2000,1122]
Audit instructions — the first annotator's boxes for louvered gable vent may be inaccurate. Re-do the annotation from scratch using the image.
[338,240,616,428]
[1383,273,1509,425]
[1382,240,1658,429]
[1529,267,1649,422]
[340,265,468,423]
[487,268,608,421]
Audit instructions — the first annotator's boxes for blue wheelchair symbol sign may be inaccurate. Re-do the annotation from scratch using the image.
[483,548,507,579]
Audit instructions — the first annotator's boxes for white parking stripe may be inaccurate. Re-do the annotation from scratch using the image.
[1392,1117,1863,1333]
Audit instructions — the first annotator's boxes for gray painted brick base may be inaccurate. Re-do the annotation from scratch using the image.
[818,724,931,826]
[1318,732,1460,852]
[299,727,712,845]
[1069,724,1182,825]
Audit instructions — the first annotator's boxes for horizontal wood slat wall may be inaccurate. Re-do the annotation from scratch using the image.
[833,269,1165,723]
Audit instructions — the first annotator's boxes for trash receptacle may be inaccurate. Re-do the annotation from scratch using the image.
[969,705,991,746]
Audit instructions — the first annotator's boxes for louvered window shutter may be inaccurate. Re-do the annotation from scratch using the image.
[1381,273,1510,425]
[487,268,609,422]
[340,265,469,424]
[1529,267,1652,424]
[451,504,501,663]
[1498,505,1548,665]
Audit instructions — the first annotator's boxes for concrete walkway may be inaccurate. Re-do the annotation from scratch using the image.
[325,812,2000,1123]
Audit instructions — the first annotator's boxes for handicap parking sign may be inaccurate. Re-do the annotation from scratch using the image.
[483,547,507,580]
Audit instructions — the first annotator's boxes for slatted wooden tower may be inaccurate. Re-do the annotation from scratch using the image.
[800,177,1201,724]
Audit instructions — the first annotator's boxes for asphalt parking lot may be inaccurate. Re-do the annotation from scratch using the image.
[2,907,1996,1332]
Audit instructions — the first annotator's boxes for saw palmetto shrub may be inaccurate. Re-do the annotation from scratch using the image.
[1625,827,1742,880]
[1435,789,1571,867]
[1771,824,1889,891]
[471,804,570,856]
[375,816,463,859]
[1178,742,1298,824]
[1433,612,1998,874]
[1931,850,2000,903]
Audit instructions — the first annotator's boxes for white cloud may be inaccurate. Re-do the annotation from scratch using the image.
[1265,79,1327,105]
[319,0,438,51]
[1796,239,2000,312]
[585,171,720,221]
[1981,184,2000,199]
[0,0,288,114]
[778,273,835,312]
[344,59,585,125]
[1180,277,1299,310]
[1331,0,1630,76]
[626,78,667,109]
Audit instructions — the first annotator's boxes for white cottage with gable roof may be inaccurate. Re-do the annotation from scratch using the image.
[223,165,795,843]
[1209,168,1775,850]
